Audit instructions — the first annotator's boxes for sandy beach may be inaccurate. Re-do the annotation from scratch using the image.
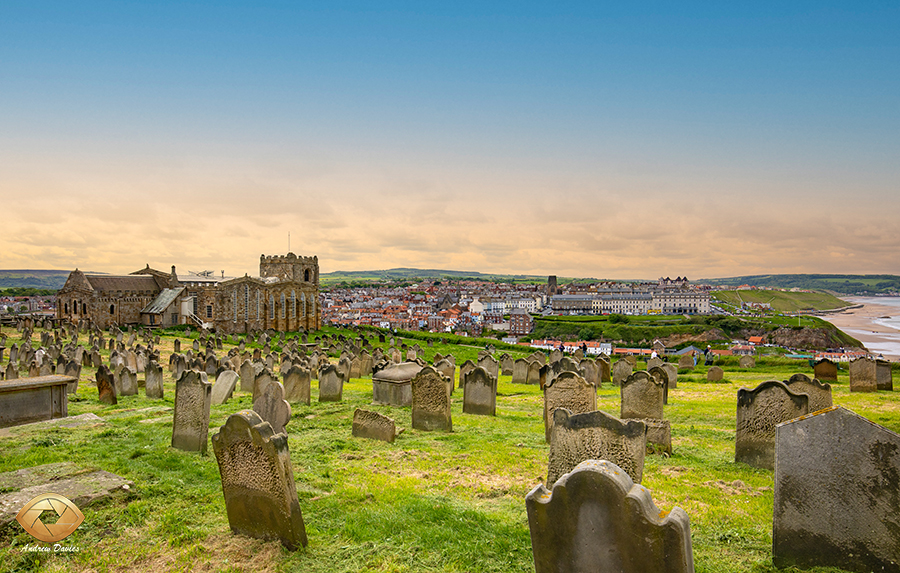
[821,298,900,360]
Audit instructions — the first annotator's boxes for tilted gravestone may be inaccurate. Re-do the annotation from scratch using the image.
[252,382,291,436]
[849,357,877,392]
[612,359,632,386]
[282,365,311,405]
[543,371,597,443]
[318,364,343,402]
[738,355,755,369]
[351,409,397,443]
[783,373,832,412]
[145,361,164,399]
[211,370,239,405]
[773,406,900,573]
[707,366,724,382]
[411,366,452,432]
[527,459,693,573]
[95,365,117,405]
[547,408,646,485]
[212,410,307,550]
[171,370,212,454]
[462,366,497,416]
[813,358,838,382]
[735,380,808,470]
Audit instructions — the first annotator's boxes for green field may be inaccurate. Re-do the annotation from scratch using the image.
[0,327,895,572]
[712,289,851,313]
[703,274,900,295]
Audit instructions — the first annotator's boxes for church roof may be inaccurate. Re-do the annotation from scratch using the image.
[141,287,184,314]
[84,274,160,293]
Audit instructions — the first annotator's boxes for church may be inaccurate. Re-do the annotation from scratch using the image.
[56,253,320,334]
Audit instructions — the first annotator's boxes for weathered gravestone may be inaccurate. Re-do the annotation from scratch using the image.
[434,358,455,392]
[476,355,500,381]
[662,362,678,389]
[63,360,80,394]
[677,354,695,370]
[371,362,422,407]
[543,371,597,443]
[211,370,239,405]
[623,355,637,367]
[512,358,529,384]
[318,364,343,402]
[579,359,600,388]
[738,355,755,369]
[411,366,452,432]
[145,361,164,399]
[647,357,663,370]
[212,410,307,549]
[500,354,513,376]
[620,371,665,421]
[526,360,546,386]
[813,358,838,382]
[849,356,877,392]
[612,359,632,387]
[458,360,476,389]
[547,408,646,485]
[252,382,291,435]
[706,366,724,382]
[116,365,138,396]
[597,356,611,384]
[526,459,693,573]
[351,408,397,443]
[462,366,496,416]
[876,358,893,391]
[171,370,212,454]
[783,373,832,412]
[282,366,311,405]
[253,368,277,403]
[4,363,16,381]
[337,356,352,382]
[773,406,900,573]
[239,359,254,393]
[95,365,116,405]
[735,380,808,470]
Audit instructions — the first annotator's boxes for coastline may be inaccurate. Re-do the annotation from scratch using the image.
[820,297,900,360]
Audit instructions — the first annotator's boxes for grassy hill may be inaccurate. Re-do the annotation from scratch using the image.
[321,268,555,286]
[711,289,852,313]
[0,270,72,291]
[702,274,900,295]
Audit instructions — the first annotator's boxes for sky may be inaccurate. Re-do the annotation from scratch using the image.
[1,1,898,280]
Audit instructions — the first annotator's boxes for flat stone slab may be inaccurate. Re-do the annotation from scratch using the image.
[0,463,133,529]
[0,413,105,438]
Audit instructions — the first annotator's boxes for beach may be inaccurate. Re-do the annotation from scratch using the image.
[821,297,900,360]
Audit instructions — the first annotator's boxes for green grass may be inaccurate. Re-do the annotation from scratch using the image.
[712,290,851,313]
[0,328,895,572]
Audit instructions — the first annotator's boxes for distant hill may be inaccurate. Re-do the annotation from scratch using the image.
[702,274,900,296]
[321,268,551,285]
[0,270,75,291]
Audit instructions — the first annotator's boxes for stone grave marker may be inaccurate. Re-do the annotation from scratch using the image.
[462,366,497,416]
[707,366,724,382]
[282,365,311,405]
[773,406,900,573]
[145,361,164,399]
[253,382,291,435]
[171,370,212,454]
[662,362,678,389]
[543,371,597,443]
[784,373,832,412]
[63,360,80,394]
[735,380,808,470]
[434,358,455,393]
[678,354,695,370]
[876,358,893,391]
[739,355,755,369]
[458,359,476,388]
[411,366,452,432]
[512,358,529,384]
[476,355,500,381]
[95,365,117,405]
[813,358,838,382]
[620,371,665,421]
[526,360,546,386]
[351,409,397,443]
[318,364,343,402]
[579,359,600,388]
[612,359,632,387]
[527,459,693,573]
[212,410,307,549]
[117,365,138,396]
[211,370,239,405]
[849,357,877,392]
[239,359,254,393]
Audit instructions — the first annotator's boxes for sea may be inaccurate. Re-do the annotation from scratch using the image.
[828,296,900,359]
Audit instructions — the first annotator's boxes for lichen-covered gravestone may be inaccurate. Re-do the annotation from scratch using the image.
[351,408,397,443]
[547,408,646,485]
[612,359,632,386]
[774,406,900,573]
[783,373,832,412]
[876,358,893,391]
[95,365,117,405]
[411,366,452,432]
[735,380,808,470]
[527,459,694,573]
[171,370,212,454]
[511,358,529,384]
[252,381,291,435]
[543,372,597,443]
[253,368,277,402]
[145,361,164,399]
[813,358,838,382]
[462,366,497,416]
[849,357,877,392]
[282,365,311,405]
[620,371,665,421]
[318,364,343,402]
[706,366,723,382]
[458,360,475,389]
[212,410,307,550]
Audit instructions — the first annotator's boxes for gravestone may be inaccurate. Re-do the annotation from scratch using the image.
[813,358,838,382]
[678,354,695,370]
[411,366,452,432]
[371,362,422,407]
[647,357,663,370]
[612,359,632,387]
[351,409,397,443]
[662,363,678,389]
[526,361,546,386]
[458,360,476,389]
[462,366,497,416]
[211,370,239,405]
[95,365,117,405]
[252,382,291,435]
[500,354,514,376]
[623,355,637,367]
[876,358,893,391]
[117,365,138,396]
[527,459,693,573]
[145,361,164,399]
[579,359,600,388]
[512,358,529,384]
[337,356,352,382]
[212,410,307,549]
[434,358,455,392]
[735,380,808,470]
[476,355,500,381]
[282,366,311,405]
[543,371,597,443]
[773,406,900,573]
[318,364,343,402]
[253,368,277,403]
[239,359,254,393]
[849,357,877,392]
[739,355,755,369]
[547,408,646,485]
[706,366,724,382]
[784,373,832,412]
[171,370,212,454]
[620,371,665,421]
[63,360,80,394]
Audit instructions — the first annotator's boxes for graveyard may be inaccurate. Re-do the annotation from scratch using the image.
[1,324,899,573]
